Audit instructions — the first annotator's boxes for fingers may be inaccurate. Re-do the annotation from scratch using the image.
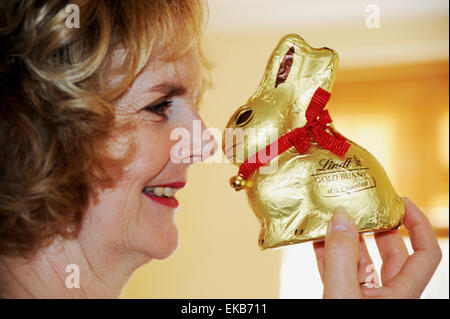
[374,229,409,284]
[358,235,380,288]
[313,240,325,282]
[322,206,362,298]
[314,235,380,288]
[383,197,442,298]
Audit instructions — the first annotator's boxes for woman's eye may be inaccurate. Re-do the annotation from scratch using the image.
[143,100,173,119]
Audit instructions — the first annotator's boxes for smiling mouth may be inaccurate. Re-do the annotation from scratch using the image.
[142,182,186,208]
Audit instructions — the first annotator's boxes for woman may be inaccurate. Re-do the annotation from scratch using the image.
[0,0,441,298]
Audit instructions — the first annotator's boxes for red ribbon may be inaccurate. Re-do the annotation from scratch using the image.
[237,87,350,180]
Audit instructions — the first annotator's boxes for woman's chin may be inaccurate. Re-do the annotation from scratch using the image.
[131,215,180,260]
[151,227,180,260]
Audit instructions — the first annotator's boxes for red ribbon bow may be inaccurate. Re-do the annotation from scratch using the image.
[237,87,350,180]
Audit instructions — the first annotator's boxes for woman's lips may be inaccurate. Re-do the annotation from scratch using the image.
[143,195,180,208]
[142,181,186,208]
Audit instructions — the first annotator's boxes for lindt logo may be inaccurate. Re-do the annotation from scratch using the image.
[317,156,362,171]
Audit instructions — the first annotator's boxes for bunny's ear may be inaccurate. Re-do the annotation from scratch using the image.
[258,34,338,92]
[275,46,295,88]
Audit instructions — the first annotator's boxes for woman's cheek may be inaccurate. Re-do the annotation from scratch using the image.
[133,127,173,178]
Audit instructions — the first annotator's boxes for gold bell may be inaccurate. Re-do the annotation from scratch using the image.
[230,175,246,191]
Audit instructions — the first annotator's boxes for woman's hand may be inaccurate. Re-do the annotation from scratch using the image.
[313,197,442,298]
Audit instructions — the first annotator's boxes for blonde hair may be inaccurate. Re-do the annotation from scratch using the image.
[0,0,208,257]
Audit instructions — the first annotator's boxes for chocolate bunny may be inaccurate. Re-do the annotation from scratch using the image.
[222,34,404,249]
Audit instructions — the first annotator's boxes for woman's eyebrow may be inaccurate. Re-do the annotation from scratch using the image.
[148,82,186,97]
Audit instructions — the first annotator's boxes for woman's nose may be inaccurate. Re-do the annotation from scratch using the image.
[170,111,218,164]
[190,116,218,163]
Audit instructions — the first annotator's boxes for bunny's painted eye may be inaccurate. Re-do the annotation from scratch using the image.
[234,108,254,127]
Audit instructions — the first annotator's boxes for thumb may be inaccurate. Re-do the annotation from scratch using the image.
[323,206,362,298]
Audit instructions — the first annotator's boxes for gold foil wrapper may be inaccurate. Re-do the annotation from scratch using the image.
[222,34,404,249]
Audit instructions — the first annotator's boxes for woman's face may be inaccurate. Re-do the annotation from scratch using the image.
[83,49,215,260]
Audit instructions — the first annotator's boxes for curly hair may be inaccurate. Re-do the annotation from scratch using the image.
[0,0,207,257]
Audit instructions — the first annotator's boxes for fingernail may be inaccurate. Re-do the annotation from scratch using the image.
[331,206,351,232]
